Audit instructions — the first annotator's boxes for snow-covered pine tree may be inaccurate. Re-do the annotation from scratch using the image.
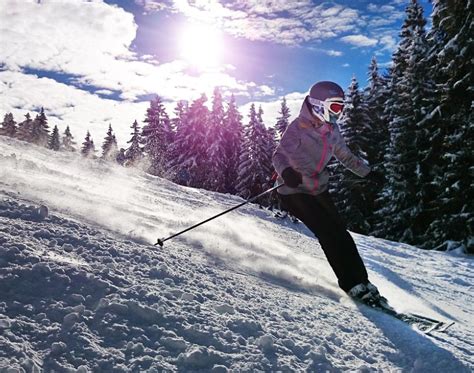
[0,113,17,138]
[125,120,143,166]
[236,107,256,199]
[265,126,277,162]
[261,125,278,205]
[101,124,119,161]
[376,0,429,243]
[16,113,34,143]
[171,101,188,135]
[335,76,372,233]
[426,0,473,252]
[141,96,173,176]
[257,106,274,187]
[206,87,227,192]
[222,94,243,194]
[30,108,50,147]
[402,5,442,248]
[48,125,61,151]
[167,101,189,184]
[169,95,210,188]
[365,57,390,171]
[62,126,76,152]
[236,104,272,200]
[364,57,390,232]
[275,97,291,138]
[81,131,96,158]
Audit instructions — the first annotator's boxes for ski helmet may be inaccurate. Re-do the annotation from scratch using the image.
[307,81,345,124]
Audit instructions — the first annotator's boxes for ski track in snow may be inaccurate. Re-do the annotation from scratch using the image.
[0,137,473,372]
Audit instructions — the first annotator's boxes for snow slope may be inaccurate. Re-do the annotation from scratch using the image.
[0,137,473,372]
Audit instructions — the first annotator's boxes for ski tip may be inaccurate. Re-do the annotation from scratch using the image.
[423,320,455,334]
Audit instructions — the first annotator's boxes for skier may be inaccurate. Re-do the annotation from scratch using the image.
[272,81,383,304]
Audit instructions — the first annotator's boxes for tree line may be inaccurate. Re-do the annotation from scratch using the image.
[0,91,289,200]
[0,0,471,253]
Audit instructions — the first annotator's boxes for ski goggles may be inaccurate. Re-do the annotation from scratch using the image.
[308,96,345,115]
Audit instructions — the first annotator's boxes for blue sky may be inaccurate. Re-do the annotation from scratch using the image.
[0,0,432,146]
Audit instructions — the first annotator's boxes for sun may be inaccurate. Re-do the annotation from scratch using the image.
[179,23,222,69]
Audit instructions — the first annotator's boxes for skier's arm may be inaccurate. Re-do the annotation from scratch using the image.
[272,124,300,176]
[333,131,371,177]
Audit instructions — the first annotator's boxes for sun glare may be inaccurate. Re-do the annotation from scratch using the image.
[180,23,222,69]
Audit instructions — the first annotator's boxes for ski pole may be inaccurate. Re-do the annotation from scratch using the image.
[155,183,284,247]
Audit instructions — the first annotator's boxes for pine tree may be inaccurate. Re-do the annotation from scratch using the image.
[168,101,189,184]
[426,0,474,252]
[257,106,274,185]
[404,6,442,248]
[335,76,373,233]
[142,96,173,176]
[206,87,227,192]
[171,101,188,135]
[275,97,291,138]
[48,125,61,151]
[62,126,76,152]
[365,57,390,170]
[236,104,272,200]
[16,113,34,142]
[364,57,390,235]
[125,120,143,166]
[170,94,210,188]
[81,131,96,158]
[376,0,430,243]
[102,124,118,161]
[30,108,50,147]
[222,94,243,194]
[236,106,256,199]
[0,113,17,137]
[263,125,278,204]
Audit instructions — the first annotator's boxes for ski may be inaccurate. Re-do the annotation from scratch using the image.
[364,298,454,334]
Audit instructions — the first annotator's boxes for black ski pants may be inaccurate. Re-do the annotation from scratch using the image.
[279,191,368,292]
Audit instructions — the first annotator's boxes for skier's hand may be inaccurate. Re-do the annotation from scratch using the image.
[366,170,384,185]
[281,167,303,188]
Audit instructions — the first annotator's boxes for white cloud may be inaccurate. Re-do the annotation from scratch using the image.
[379,35,398,51]
[256,85,276,97]
[239,92,306,128]
[95,89,116,96]
[391,0,408,5]
[0,70,148,148]
[367,4,396,13]
[325,49,344,57]
[309,47,344,57]
[341,34,378,47]
[135,0,171,13]
[0,0,272,108]
[0,1,136,72]
[137,1,361,45]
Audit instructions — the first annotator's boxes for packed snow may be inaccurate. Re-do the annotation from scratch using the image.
[0,137,473,372]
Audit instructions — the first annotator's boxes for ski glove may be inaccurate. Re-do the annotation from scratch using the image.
[366,170,385,185]
[282,167,303,188]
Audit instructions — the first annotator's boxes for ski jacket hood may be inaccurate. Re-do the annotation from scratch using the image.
[272,98,371,196]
